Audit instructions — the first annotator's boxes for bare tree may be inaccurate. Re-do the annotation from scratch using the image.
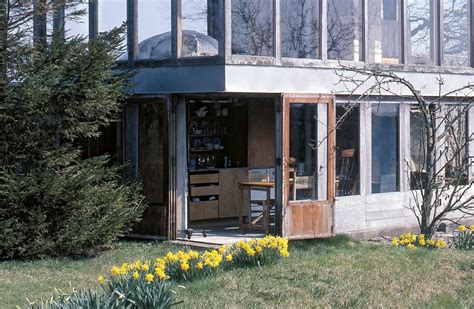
[335,65,474,238]
[231,0,273,56]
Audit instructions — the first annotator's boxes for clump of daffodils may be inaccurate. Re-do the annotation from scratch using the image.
[452,224,474,250]
[97,236,290,284]
[391,232,446,250]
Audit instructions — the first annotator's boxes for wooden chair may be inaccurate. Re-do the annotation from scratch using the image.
[336,149,359,196]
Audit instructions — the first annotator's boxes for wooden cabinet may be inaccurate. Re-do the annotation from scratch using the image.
[219,168,249,218]
[188,171,219,221]
[188,168,249,221]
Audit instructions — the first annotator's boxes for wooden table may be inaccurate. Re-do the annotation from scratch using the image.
[238,181,275,234]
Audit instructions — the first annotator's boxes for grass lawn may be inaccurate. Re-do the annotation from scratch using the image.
[1,236,473,308]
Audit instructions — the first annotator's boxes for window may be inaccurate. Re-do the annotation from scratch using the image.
[65,0,88,37]
[98,0,126,33]
[137,0,171,60]
[368,0,402,64]
[289,103,325,201]
[371,104,399,193]
[407,0,434,65]
[232,0,274,56]
[410,106,428,189]
[444,105,469,185]
[327,0,363,61]
[336,104,360,196]
[182,0,219,57]
[443,0,470,67]
[281,0,320,59]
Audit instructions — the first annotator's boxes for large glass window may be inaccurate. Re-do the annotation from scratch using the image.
[410,107,428,189]
[327,0,363,61]
[181,0,219,57]
[289,104,323,201]
[443,0,470,67]
[137,0,171,60]
[371,104,399,193]
[232,0,274,56]
[368,0,402,64]
[65,0,88,37]
[336,104,360,196]
[98,0,126,33]
[281,0,320,59]
[407,0,434,65]
[445,106,469,185]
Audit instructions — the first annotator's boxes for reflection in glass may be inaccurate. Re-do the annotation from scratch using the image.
[407,0,433,65]
[232,0,274,56]
[98,0,126,33]
[289,104,319,201]
[65,1,88,37]
[136,0,171,60]
[368,0,402,64]
[281,0,320,59]
[327,0,362,61]
[410,107,428,189]
[443,0,470,67]
[371,104,399,193]
[445,106,469,184]
[336,104,360,196]
[182,0,219,57]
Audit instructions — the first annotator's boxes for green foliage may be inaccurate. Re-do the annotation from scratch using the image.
[452,226,474,251]
[27,280,178,309]
[0,156,145,259]
[0,4,144,259]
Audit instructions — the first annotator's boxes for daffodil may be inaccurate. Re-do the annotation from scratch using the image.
[145,273,154,283]
[142,264,149,272]
[470,224,474,232]
[132,271,140,280]
[225,254,233,262]
[407,244,416,250]
[111,266,120,276]
[181,261,190,271]
[196,262,204,269]
[97,275,104,284]
[457,225,467,232]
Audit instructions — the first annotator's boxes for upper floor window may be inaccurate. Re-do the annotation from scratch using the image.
[232,0,274,56]
[281,0,320,59]
[407,0,434,65]
[368,0,402,64]
[98,0,126,33]
[136,0,171,60]
[182,0,219,57]
[327,0,362,61]
[443,0,470,67]
[65,0,88,37]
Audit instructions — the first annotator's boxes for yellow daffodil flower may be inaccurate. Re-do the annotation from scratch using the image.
[132,271,140,280]
[97,275,104,284]
[457,225,467,232]
[145,273,154,283]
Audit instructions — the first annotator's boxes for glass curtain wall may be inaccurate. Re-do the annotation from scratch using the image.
[368,0,402,64]
[336,104,360,196]
[182,0,219,57]
[137,0,172,60]
[407,0,434,65]
[371,104,400,193]
[232,0,274,56]
[443,0,470,67]
[327,0,363,61]
[281,0,320,59]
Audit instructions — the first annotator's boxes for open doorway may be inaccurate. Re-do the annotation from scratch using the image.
[182,96,278,244]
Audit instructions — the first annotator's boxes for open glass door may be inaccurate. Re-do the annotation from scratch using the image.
[281,95,336,239]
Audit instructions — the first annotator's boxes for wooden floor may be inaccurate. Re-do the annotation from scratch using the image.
[177,219,265,246]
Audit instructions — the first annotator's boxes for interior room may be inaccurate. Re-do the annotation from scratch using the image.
[184,96,277,243]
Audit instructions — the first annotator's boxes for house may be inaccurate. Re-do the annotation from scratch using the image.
[40,0,474,242]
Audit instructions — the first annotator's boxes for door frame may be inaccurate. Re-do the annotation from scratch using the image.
[281,94,336,239]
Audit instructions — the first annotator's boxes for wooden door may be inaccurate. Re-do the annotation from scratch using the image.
[281,94,336,239]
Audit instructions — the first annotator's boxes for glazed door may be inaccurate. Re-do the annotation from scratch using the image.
[281,95,335,239]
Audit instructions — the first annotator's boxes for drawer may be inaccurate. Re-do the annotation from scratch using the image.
[189,201,219,221]
[190,185,220,197]
[189,173,219,184]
